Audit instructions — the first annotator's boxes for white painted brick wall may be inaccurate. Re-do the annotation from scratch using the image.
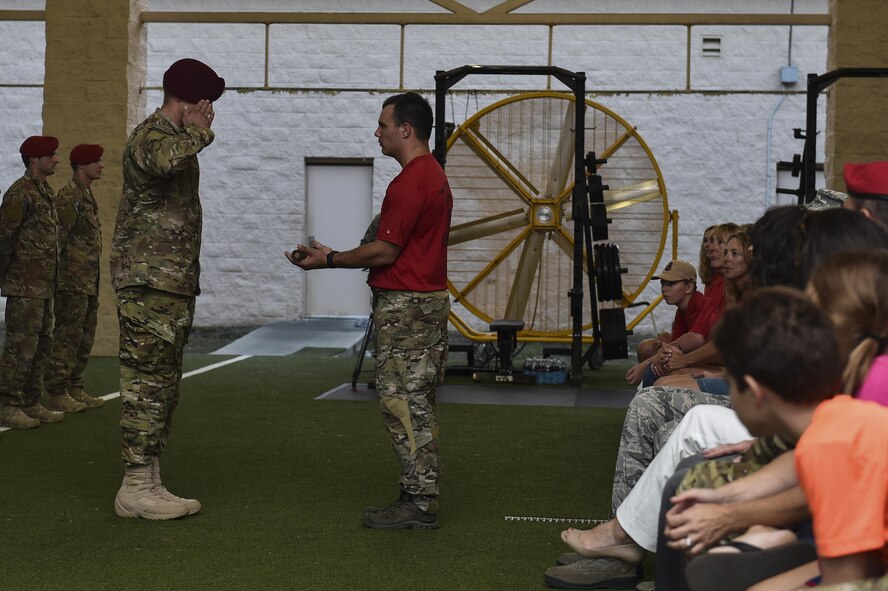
[0,1,831,335]
[554,26,688,90]
[0,20,45,189]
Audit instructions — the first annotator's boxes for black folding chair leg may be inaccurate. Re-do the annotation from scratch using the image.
[351,314,374,391]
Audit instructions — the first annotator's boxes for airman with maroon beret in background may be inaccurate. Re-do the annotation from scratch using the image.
[43,144,106,413]
[0,135,66,429]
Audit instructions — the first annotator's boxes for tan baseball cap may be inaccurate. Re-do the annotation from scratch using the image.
[653,260,696,282]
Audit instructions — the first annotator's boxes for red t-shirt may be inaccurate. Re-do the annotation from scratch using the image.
[795,395,888,564]
[703,272,724,300]
[368,153,453,292]
[671,290,706,341]
[690,272,725,340]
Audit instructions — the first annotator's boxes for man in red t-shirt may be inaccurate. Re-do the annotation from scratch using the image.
[288,92,452,530]
[627,260,705,385]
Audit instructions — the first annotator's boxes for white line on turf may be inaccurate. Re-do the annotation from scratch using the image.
[99,354,253,401]
[0,355,253,433]
[504,516,608,524]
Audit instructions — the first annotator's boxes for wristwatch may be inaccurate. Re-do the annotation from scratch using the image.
[326,251,339,269]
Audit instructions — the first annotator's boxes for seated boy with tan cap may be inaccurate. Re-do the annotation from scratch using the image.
[626,260,705,385]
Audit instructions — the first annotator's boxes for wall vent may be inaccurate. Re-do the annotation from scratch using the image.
[702,36,722,57]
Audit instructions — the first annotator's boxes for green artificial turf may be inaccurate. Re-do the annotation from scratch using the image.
[0,350,638,590]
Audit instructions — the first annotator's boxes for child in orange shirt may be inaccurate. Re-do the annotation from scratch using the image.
[700,287,886,588]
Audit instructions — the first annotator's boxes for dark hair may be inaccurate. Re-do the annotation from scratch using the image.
[749,205,807,289]
[382,92,433,141]
[21,154,30,168]
[795,208,888,286]
[847,195,888,230]
[713,286,842,404]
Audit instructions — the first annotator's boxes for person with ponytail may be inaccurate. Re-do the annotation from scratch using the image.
[807,250,888,405]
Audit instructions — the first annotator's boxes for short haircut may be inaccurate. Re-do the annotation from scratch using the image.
[382,92,433,141]
[21,154,30,168]
[848,195,888,230]
[713,286,842,404]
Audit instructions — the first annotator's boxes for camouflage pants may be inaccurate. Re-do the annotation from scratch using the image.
[373,289,449,511]
[117,287,194,466]
[611,386,732,515]
[675,434,793,493]
[44,291,98,398]
[0,296,54,407]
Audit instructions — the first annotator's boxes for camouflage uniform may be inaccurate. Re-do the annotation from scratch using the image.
[45,179,101,400]
[611,386,732,515]
[373,288,449,512]
[675,434,793,493]
[0,172,65,407]
[111,108,213,466]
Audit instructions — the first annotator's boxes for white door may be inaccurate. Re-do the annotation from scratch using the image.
[305,162,373,317]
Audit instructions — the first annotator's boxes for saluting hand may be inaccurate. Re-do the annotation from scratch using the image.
[183,99,215,129]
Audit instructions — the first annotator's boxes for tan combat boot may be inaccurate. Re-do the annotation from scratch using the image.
[0,404,40,429]
[69,387,105,408]
[22,402,63,423]
[43,393,87,413]
[152,457,201,515]
[114,463,192,520]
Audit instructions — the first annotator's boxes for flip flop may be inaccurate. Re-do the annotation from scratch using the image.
[685,540,817,591]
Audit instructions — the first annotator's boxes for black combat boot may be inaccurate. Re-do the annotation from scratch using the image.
[362,491,438,529]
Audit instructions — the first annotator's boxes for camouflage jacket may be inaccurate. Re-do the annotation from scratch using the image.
[0,171,64,299]
[111,109,214,296]
[57,179,101,295]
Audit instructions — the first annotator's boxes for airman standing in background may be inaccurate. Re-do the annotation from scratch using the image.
[43,144,106,413]
[0,136,66,429]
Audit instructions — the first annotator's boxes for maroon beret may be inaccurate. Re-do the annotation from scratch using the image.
[20,135,59,158]
[844,161,888,200]
[162,58,225,104]
[70,144,103,165]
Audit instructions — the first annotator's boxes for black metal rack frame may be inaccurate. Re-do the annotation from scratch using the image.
[433,66,590,384]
